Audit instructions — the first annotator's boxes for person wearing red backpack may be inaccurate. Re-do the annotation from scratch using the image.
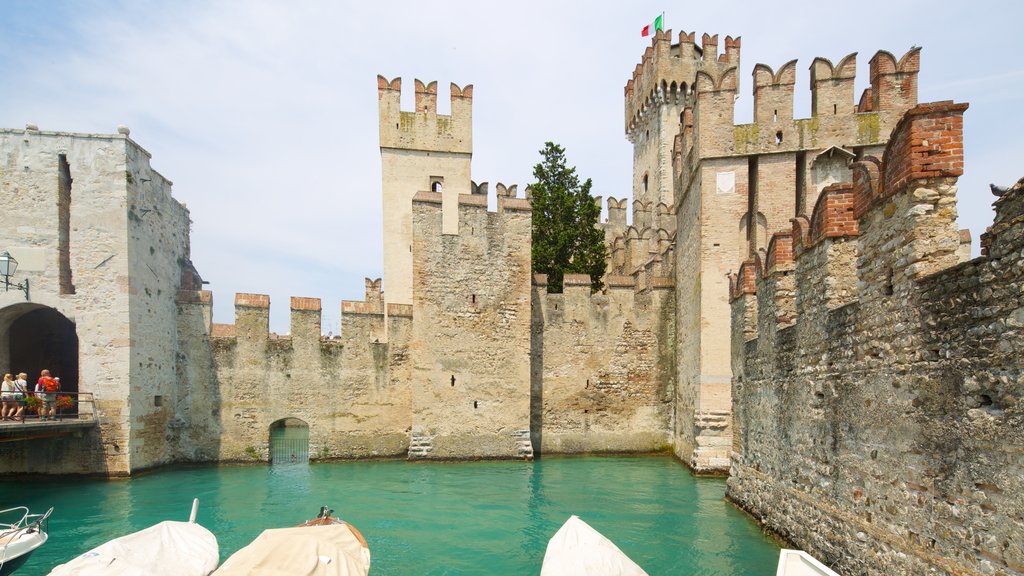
[36,369,59,421]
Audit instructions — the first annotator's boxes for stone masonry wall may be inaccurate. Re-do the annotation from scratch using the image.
[728,102,1024,575]
[409,189,533,459]
[207,289,412,462]
[124,140,196,471]
[0,128,185,475]
[664,42,923,473]
[531,273,674,454]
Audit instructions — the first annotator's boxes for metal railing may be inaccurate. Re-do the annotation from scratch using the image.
[0,390,96,424]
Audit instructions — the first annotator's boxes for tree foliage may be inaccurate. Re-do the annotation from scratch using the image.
[529,142,606,293]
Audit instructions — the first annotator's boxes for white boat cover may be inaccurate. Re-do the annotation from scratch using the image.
[48,520,218,576]
[776,549,840,576]
[540,515,648,576]
[212,524,370,576]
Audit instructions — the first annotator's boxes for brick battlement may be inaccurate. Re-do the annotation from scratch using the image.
[736,99,964,340]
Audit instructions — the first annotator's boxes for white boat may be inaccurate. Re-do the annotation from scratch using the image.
[212,506,371,576]
[0,506,52,576]
[48,499,218,576]
[776,549,840,576]
[540,515,648,576]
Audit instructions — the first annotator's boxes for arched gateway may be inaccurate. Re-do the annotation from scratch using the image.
[0,304,79,407]
[269,418,310,464]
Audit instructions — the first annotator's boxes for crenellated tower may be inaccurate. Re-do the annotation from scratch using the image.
[625,30,740,210]
[378,76,474,306]
[659,41,922,472]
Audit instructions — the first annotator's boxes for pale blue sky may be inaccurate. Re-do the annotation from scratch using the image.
[1,1,1020,332]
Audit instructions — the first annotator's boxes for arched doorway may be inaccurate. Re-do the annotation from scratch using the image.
[0,305,79,414]
[269,418,309,464]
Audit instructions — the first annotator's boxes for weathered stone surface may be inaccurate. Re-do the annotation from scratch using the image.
[728,103,1024,575]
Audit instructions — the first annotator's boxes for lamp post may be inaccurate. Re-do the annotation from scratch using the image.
[0,251,29,300]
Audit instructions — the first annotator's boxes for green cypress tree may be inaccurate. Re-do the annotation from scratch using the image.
[529,142,607,293]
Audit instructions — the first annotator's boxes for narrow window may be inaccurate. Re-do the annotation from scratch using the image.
[473,401,478,409]
[747,156,758,249]
[154,395,163,407]
[471,294,476,304]
[833,103,837,115]
[795,151,806,216]
[773,109,778,122]
[883,269,894,296]
[642,174,648,194]
[57,154,75,294]
[450,375,456,387]
[775,131,783,145]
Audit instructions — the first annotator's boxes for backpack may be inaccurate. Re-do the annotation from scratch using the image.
[43,378,59,393]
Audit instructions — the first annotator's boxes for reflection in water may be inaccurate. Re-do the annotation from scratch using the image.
[3,457,781,575]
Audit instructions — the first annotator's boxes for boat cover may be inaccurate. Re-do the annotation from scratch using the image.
[48,520,218,576]
[775,549,840,576]
[540,515,648,576]
[212,524,370,576]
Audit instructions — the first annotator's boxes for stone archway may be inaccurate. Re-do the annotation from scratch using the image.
[0,304,79,403]
[269,417,309,464]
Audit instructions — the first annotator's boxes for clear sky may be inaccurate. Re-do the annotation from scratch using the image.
[1,1,1020,333]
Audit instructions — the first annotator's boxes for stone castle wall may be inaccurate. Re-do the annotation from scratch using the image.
[0,127,196,475]
[727,102,1024,574]
[409,190,533,459]
[658,31,923,472]
[531,273,674,454]
[199,289,413,462]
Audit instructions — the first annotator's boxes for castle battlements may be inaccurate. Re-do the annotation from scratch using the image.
[624,29,740,135]
[411,181,530,229]
[377,75,472,154]
[686,48,921,160]
[729,99,969,341]
[533,272,672,327]
[194,280,414,349]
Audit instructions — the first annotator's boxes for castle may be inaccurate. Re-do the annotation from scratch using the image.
[0,29,1019,575]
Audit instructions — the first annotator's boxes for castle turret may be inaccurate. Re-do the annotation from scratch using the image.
[624,30,740,211]
[378,76,474,305]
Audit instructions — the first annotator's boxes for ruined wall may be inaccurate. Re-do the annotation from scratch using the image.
[531,273,673,454]
[208,287,412,462]
[727,102,1024,575]
[409,190,533,458]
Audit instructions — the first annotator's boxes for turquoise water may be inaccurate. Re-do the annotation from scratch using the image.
[2,457,780,575]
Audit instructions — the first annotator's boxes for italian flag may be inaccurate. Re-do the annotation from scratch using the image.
[641,14,663,37]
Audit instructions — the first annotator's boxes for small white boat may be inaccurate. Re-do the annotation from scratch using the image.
[212,506,371,576]
[776,549,840,576]
[48,499,218,576]
[0,506,52,576]
[540,515,648,576]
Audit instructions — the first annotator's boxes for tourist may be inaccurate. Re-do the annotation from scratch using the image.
[12,373,26,420]
[1,373,15,420]
[36,370,59,421]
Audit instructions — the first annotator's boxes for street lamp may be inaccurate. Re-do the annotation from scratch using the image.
[0,251,29,300]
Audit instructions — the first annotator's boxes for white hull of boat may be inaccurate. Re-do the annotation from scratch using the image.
[0,506,52,576]
[541,515,648,576]
[776,549,840,576]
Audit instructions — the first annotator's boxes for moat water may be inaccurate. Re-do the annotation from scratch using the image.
[3,456,781,575]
